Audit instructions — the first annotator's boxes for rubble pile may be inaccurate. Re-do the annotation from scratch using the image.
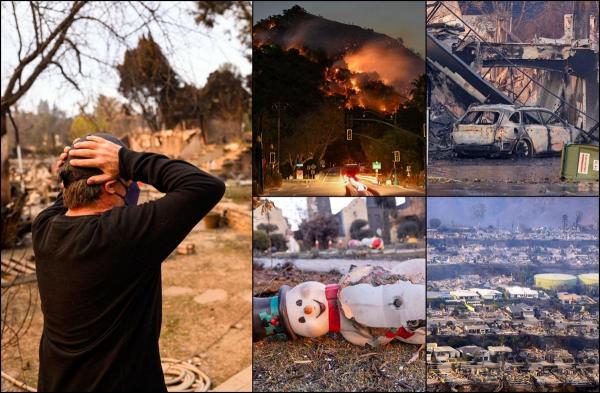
[426,1,599,154]
[2,158,60,248]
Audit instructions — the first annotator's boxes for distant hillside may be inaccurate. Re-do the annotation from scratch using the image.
[254,5,420,58]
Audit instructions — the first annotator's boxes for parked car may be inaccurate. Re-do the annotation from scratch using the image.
[451,104,583,158]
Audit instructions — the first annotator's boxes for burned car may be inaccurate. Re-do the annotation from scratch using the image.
[451,104,583,158]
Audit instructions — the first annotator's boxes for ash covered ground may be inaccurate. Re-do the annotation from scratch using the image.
[427,156,599,196]
[1,188,252,391]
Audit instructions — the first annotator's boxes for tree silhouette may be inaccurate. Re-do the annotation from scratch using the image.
[257,223,278,234]
[349,219,373,240]
[395,74,426,134]
[117,34,180,131]
[194,1,251,59]
[298,213,339,249]
[201,64,249,122]
[429,218,442,229]
[472,202,487,227]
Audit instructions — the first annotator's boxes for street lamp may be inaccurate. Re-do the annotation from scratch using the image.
[393,150,400,186]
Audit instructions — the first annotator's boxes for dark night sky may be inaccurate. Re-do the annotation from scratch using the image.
[253,1,425,56]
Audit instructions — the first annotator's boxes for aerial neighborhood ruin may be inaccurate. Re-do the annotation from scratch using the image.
[426,197,599,391]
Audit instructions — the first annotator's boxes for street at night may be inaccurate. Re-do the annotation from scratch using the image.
[252,5,425,196]
[263,167,424,196]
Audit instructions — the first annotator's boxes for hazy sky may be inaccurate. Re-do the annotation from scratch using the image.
[428,197,599,228]
[1,2,250,116]
[253,1,425,56]
[269,196,406,230]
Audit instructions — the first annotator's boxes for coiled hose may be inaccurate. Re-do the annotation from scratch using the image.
[2,358,211,392]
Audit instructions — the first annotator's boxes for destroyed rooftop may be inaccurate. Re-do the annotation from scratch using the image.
[464,104,569,113]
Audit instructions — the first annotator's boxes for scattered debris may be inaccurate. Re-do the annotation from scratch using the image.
[176,242,196,255]
[161,358,211,392]
[1,252,36,288]
[0,371,36,392]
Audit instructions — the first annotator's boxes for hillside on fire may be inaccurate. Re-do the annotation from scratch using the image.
[253,5,426,197]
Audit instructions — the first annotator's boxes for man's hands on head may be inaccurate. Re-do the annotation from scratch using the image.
[56,146,71,171]
[68,135,123,185]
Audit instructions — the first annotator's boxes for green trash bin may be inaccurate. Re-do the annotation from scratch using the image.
[560,144,599,181]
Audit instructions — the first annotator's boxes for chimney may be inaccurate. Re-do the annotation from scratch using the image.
[563,14,574,43]
[590,15,598,51]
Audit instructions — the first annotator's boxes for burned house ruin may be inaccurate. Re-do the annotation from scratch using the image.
[426,1,599,152]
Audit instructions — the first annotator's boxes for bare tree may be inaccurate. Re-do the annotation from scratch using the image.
[0,1,178,205]
[194,1,251,59]
[1,1,87,116]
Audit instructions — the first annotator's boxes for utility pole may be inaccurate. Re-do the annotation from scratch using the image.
[277,103,281,173]
[393,150,400,186]
[256,132,264,193]
[273,102,287,173]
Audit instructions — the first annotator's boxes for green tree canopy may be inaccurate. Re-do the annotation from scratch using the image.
[253,229,270,251]
[349,219,373,240]
[298,213,339,249]
[69,114,100,141]
[257,223,278,234]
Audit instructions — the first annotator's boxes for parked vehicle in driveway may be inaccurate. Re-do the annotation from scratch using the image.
[451,104,584,158]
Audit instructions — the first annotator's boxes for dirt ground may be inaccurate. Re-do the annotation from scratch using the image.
[1,197,252,392]
[428,157,598,196]
[252,267,426,392]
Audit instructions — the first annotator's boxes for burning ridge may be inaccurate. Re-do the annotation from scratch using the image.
[253,5,425,114]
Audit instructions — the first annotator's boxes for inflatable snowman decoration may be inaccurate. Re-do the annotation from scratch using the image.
[253,260,425,347]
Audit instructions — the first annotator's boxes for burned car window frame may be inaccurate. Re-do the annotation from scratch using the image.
[522,110,543,125]
[539,110,564,126]
[460,110,500,126]
[508,112,521,124]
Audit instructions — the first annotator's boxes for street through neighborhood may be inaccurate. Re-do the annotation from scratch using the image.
[263,167,424,196]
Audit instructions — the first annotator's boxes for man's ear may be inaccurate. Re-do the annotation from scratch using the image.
[103,180,119,195]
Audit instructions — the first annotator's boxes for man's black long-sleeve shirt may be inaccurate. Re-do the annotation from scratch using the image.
[32,148,225,392]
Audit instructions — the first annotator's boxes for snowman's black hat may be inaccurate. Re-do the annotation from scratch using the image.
[252,285,297,341]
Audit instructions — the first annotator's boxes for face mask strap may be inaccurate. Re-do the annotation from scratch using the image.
[114,179,130,205]
[125,181,140,206]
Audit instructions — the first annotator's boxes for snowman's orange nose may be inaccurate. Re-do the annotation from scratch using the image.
[304,305,313,314]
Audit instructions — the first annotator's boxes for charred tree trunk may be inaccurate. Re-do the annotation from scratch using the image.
[1,113,10,206]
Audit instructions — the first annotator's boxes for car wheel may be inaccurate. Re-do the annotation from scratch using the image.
[515,139,532,158]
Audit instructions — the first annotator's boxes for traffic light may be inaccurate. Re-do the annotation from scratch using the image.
[347,128,352,141]
[393,150,400,162]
